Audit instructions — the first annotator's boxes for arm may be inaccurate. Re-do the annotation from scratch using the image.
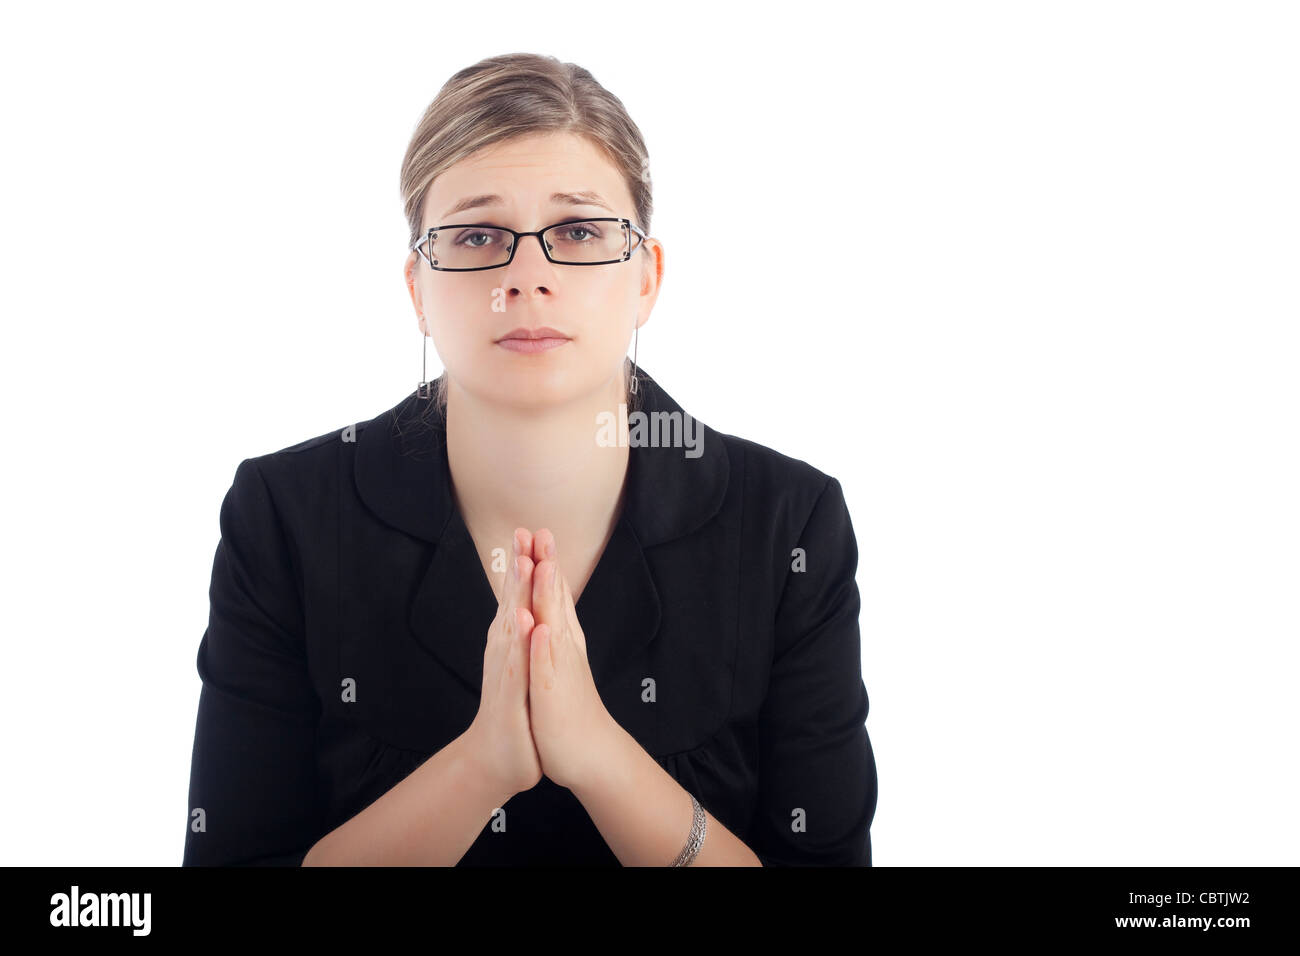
[302,726,513,866]
[746,475,878,866]
[570,477,877,867]
[183,458,322,866]
[184,458,513,866]
[569,720,762,866]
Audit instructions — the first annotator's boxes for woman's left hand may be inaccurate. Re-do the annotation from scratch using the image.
[527,528,617,790]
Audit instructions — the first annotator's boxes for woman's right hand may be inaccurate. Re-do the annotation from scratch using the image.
[465,528,543,800]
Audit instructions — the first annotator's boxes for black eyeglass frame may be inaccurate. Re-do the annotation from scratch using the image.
[410,217,648,272]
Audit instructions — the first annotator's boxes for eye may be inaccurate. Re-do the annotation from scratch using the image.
[555,222,602,242]
[455,229,499,248]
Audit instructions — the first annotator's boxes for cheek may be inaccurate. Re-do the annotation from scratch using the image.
[588,320,631,355]
[426,285,496,347]
[578,281,639,337]
[432,281,496,317]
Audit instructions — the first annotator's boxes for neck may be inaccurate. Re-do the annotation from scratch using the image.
[444,370,631,560]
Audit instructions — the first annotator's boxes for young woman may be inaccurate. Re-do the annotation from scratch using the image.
[183,52,878,866]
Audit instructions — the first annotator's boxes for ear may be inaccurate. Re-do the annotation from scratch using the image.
[635,237,664,328]
[405,253,426,335]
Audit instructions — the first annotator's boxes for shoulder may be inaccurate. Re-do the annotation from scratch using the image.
[218,411,384,523]
[712,427,847,530]
[228,425,341,497]
[231,398,396,486]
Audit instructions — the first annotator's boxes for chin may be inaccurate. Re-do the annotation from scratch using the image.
[448,347,623,411]
[459,367,582,411]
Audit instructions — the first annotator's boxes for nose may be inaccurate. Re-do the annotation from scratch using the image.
[501,232,555,298]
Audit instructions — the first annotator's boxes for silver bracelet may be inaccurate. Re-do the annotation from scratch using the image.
[670,793,707,867]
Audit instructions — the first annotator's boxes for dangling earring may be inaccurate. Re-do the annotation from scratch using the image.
[629,321,640,395]
[417,322,431,400]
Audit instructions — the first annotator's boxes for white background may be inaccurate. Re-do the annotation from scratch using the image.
[1,0,1295,865]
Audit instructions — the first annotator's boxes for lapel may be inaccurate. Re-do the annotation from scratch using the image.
[352,365,731,695]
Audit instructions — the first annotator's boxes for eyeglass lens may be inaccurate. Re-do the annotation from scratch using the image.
[421,220,634,269]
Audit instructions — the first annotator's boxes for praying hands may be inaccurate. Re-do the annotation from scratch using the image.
[466,527,620,798]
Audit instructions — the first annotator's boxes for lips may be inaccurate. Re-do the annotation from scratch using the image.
[495,327,571,355]
[496,326,569,342]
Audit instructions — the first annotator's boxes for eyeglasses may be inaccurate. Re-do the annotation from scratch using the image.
[410,217,648,272]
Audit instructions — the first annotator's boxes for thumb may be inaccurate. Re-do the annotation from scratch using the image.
[512,552,535,610]
[509,606,534,687]
[530,623,554,691]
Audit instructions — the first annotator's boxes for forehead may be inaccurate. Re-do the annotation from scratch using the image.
[424,131,632,223]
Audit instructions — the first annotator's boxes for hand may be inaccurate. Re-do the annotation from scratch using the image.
[465,528,543,800]
[527,528,617,790]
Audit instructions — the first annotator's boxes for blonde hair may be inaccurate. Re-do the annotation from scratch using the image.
[400,52,653,418]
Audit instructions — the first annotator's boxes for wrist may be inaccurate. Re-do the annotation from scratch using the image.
[455,724,518,809]
[571,714,631,796]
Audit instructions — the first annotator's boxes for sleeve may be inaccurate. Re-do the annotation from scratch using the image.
[183,457,324,866]
[748,475,878,866]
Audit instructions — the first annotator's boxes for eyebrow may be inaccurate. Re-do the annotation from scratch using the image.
[440,190,614,220]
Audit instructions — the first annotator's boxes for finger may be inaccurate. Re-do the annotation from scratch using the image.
[508,605,534,686]
[514,527,534,563]
[551,560,571,625]
[530,622,555,691]
[503,531,530,613]
[561,581,585,653]
[553,567,587,656]
[532,527,556,564]
[493,598,524,696]
[532,558,562,633]
[513,552,534,611]
[494,547,519,631]
[558,568,574,608]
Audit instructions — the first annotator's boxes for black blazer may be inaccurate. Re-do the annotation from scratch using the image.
[183,367,878,866]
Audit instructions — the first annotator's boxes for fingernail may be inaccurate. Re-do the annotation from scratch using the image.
[512,531,521,556]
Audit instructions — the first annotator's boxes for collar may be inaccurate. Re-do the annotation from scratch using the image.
[354,365,730,549]
[351,365,731,693]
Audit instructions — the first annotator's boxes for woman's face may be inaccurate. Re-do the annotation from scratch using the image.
[405,131,662,412]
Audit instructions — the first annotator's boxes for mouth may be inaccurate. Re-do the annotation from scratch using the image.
[495,326,572,354]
